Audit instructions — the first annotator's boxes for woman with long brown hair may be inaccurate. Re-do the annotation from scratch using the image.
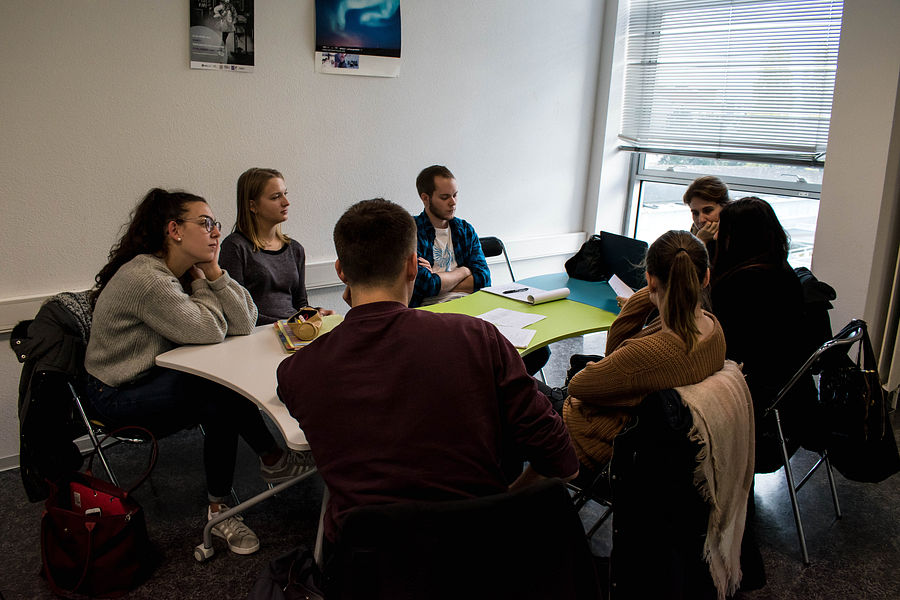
[86,188,311,556]
[563,230,726,472]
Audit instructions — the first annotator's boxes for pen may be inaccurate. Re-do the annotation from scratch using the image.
[503,288,529,294]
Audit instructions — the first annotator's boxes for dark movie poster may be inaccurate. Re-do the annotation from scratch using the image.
[315,0,401,77]
[190,0,254,72]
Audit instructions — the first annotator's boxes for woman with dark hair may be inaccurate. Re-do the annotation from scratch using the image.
[86,188,312,556]
[683,175,730,245]
[563,230,726,472]
[219,168,332,325]
[710,196,818,591]
[710,197,815,467]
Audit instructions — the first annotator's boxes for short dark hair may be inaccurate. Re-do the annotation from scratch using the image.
[333,198,417,286]
[415,165,455,198]
[683,176,730,206]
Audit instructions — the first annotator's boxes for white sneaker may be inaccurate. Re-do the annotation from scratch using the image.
[260,450,316,484]
[208,506,260,555]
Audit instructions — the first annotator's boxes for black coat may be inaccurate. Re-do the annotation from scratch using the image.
[11,292,92,501]
[711,263,820,472]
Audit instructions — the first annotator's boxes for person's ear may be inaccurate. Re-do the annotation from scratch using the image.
[646,272,658,294]
[166,220,182,243]
[702,267,710,288]
[405,252,418,281]
[249,200,258,215]
[420,192,430,204]
[334,259,349,284]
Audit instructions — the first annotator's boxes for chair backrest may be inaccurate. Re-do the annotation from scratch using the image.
[325,478,601,600]
[479,235,516,282]
[608,389,718,600]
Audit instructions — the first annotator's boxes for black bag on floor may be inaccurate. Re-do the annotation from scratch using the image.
[816,321,900,483]
[247,544,324,600]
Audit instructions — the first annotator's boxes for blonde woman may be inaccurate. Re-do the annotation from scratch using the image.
[220,168,332,324]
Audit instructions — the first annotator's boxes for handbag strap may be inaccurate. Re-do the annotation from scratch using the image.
[85,425,158,494]
[41,517,95,598]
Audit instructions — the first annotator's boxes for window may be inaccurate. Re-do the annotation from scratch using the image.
[620,0,843,162]
[617,0,842,268]
[627,153,822,269]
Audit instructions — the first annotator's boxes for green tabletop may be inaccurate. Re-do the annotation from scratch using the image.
[419,290,617,355]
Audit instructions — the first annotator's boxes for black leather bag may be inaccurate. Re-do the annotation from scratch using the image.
[816,322,900,483]
[565,235,606,281]
[247,544,324,600]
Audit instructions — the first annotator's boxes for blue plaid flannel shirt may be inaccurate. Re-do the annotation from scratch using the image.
[411,211,491,307]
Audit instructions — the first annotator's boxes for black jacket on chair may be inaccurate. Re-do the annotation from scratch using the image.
[609,389,717,600]
[10,292,92,502]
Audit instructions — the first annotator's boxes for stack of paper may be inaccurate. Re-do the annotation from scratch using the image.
[477,307,545,349]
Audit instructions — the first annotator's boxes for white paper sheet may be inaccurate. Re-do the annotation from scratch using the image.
[495,325,538,349]
[477,308,545,329]
[608,274,635,299]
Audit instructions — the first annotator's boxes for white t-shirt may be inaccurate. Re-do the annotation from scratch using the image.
[422,226,467,306]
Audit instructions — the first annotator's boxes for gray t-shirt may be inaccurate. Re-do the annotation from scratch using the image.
[219,232,309,325]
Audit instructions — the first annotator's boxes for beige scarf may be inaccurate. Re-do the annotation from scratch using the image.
[676,360,755,600]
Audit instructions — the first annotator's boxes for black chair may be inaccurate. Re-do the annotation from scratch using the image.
[568,390,718,600]
[324,478,602,600]
[480,235,515,282]
[762,321,868,565]
[608,390,717,600]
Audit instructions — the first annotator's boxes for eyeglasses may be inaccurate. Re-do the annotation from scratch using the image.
[177,216,222,233]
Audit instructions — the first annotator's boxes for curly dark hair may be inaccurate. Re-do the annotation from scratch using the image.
[91,188,206,305]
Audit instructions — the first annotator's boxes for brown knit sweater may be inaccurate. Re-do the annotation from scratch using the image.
[563,286,726,470]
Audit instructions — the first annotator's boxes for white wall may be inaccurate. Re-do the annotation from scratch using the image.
[0,1,604,467]
[814,0,900,347]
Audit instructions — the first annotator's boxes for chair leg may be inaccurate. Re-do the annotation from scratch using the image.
[71,384,120,487]
[585,505,613,539]
[775,410,810,565]
[314,487,330,568]
[823,451,842,519]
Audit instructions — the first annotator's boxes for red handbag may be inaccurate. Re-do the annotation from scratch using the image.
[41,427,158,598]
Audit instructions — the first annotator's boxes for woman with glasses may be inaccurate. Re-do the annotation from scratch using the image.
[220,168,332,325]
[85,188,311,557]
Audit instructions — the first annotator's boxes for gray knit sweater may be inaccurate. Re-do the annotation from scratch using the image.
[85,254,258,387]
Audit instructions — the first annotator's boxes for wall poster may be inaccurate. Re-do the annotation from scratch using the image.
[190,0,255,72]
[315,0,401,78]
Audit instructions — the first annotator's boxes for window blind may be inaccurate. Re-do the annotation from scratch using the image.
[619,0,843,163]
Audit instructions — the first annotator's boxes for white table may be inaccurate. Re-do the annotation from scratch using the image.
[155,315,342,561]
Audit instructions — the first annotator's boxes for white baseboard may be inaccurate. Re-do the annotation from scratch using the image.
[0,436,103,473]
